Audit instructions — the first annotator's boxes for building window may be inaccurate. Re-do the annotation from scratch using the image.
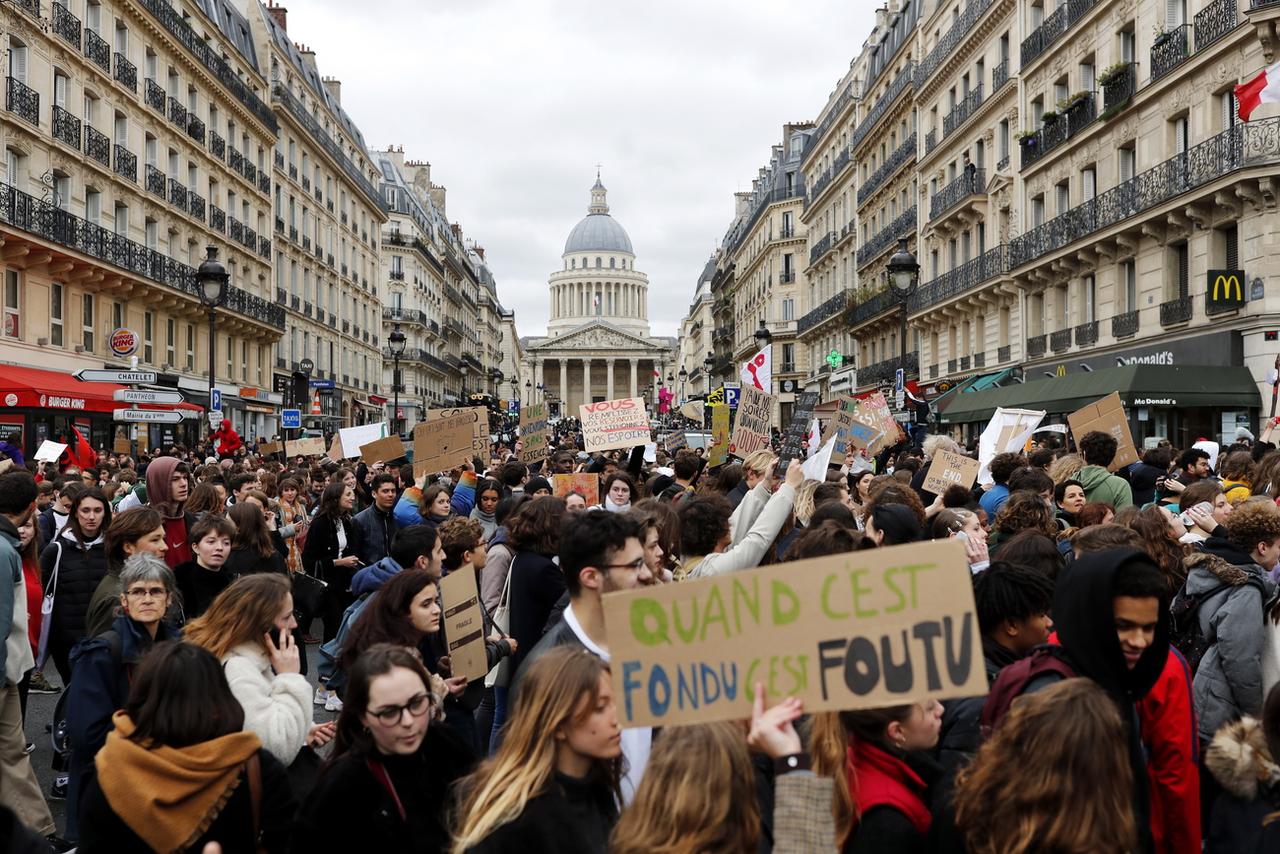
[166,318,175,367]
[143,311,153,363]
[241,340,248,383]
[782,298,794,321]
[186,324,195,371]
[781,342,795,372]
[1,270,18,339]
[1082,275,1096,322]
[1121,259,1137,312]
[82,293,95,351]
[1118,144,1136,182]
[1081,166,1096,201]
[1217,223,1239,270]
[1031,195,1045,228]
[50,282,64,347]
[1171,241,1190,299]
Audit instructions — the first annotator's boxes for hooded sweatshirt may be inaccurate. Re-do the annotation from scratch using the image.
[1077,464,1134,510]
[213,419,243,457]
[146,457,193,568]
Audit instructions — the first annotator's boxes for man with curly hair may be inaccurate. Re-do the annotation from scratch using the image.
[1077,431,1133,510]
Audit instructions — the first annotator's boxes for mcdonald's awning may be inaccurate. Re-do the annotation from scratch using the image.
[939,364,1261,424]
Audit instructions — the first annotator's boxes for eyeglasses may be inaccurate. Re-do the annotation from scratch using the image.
[125,586,168,600]
[367,692,433,726]
[600,557,646,572]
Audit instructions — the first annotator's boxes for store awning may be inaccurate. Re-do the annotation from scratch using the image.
[0,364,123,413]
[939,364,1262,424]
[353,398,380,409]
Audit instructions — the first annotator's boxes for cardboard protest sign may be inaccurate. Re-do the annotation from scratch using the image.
[360,435,405,465]
[325,433,343,461]
[426,407,489,455]
[862,392,903,446]
[775,392,820,477]
[922,450,981,494]
[113,437,133,455]
[338,423,387,458]
[1068,392,1138,472]
[439,569,489,682]
[413,413,475,477]
[518,402,549,464]
[977,407,1045,484]
[286,436,327,458]
[554,473,600,506]
[604,539,984,728]
[665,430,688,452]
[708,404,731,467]
[258,440,283,457]
[34,441,67,463]
[580,397,651,453]
[730,385,772,458]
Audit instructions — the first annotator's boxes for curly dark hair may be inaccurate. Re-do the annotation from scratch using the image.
[994,491,1059,539]
[1079,431,1118,468]
[507,495,566,556]
[989,452,1026,486]
[1225,500,1280,556]
[864,480,927,527]
[677,494,733,556]
[1129,506,1189,593]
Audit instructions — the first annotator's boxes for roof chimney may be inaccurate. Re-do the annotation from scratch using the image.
[474,246,485,261]
[266,0,287,32]
[322,76,341,105]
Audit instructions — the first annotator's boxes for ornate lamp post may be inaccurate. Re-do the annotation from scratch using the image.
[388,324,406,436]
[196,246,228,426]
[754,321,773,349]
[887,238,920,363]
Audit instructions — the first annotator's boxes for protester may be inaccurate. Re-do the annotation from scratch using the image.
[40,487,111,683]
[505,496,567,676]
[480,495,528,612]
[84,508,166,637]
[1203,682,1280,852]
[75,642,295,853]
[183,480,224,517]
[395,466,478,529]
[1077,431,1134,509]
[471,478,503,540]
[864,503,921,547]
[1054,478,1086,527]
[676,459,802,577]
[353,473,399,567]
[301,482,362,643]
[171,514,235,623]
[276,477,309,574]
[978,452,1023,518]
[594,472,634,512]
[127,458,195,569]
[1220,450,1256,504]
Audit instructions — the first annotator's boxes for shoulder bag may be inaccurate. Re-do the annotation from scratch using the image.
[485,561,514,688]
[36,541,63,669]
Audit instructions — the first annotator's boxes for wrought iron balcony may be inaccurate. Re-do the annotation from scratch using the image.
[53,2,81,48]
[1074,320,1099,346]
[858,132,916,205]
[808,231,836,267]
[1021,93,1097,169]
[144,78,165,112]
[210,131,225,160]
[992,57,1010,92]
[997,154,1010,171]
[52,106,81,150]
[168,96,186,128]
[1160,295,1193,325]
[85,30,110,71]
[909,245,1006,312]
[114,145,137,182]
[210,205,225,232]
[1101,63,1136,114]
[849,63,916,155]
[916,0,993,86]
[291,295,300,310]
[806,149,851,208]
[13,0,39,17]
[0,179,283,329]
[288,163,297,180]
[113,53,137,92]
[860,351,919,385]
[145,164,165,197]
[1022,0,1097,66]
[943,84,984,138]
[229,218,244,244]
[288,225,298,242]
[1050,329,1072,351]
[856,206,917,268]
[302,175,311,191]
[997,345,1011,362]
[1152,25,1191,81]
[302,235,310,251]
[780,272,796,283]
[974,351,986,368]
[5,77,38,127]
[1010,118,1280,268]
[796,291,848,334]
[1111,309,1139,338]
[188,191,205,221]
[258,173,271,194]
[187,115,205,145]
[86,126,110,166]
[244,161,257,184]
[1027,334,1047,358]
[930,168,986,220]
[259,236,270,258]
[229,148,245,175]
[168,179,187,211]
[847,287,901,327]
[303,301,312,317]
[1197,0,1239,48]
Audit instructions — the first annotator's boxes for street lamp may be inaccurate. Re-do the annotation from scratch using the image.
[678,367,688,404]
[887,238,920,361]
[196,246,228,426]
[754,321,773,349]
[388,324,407,436]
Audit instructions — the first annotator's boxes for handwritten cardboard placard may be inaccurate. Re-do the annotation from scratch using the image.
[286,436,327,458]
[921,450,981,495]
[258,440,283,457]
[325,433,343,462]
[775,392,820,477]
[519,402,549,464]
[338,423,388,458]
[708,404,731,467]
[439,569,489,682]
[426,407,489,455]
[113,437,133,455]
[554,473,600,506]
[730,385,772,458]
[604,539,984,728]
[360,435,406,465]
[580,397,651,453]
[1068,392,1138,472]
[35,440,68,463]
[413,413,475,477]
[665,430,688,452]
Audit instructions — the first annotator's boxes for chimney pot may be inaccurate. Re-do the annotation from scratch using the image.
[266,3,287,32]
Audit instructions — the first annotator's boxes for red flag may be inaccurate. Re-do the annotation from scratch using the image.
[64,425,97,470]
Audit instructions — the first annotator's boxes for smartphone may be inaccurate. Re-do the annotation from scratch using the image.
[1180,501,1213,527]
[954,531,970,544]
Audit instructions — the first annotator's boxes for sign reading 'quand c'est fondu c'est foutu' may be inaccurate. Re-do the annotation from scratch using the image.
[602,539,985,728]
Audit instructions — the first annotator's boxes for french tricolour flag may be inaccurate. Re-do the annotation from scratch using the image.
[1235,60,1280,121]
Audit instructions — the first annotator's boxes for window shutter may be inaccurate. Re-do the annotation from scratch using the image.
[1222,91,1237,129]
[1225,227,1239,270]
[1177,243,1189,297]
[1166,0,1183,26]
[11,46,27,84]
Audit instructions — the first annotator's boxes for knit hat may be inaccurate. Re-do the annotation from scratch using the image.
[526,476,552,495]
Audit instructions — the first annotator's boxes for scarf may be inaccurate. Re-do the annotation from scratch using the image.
[470,506,497,540]
[847,740,931,835]
[604,497,631,513]
[96,711,262,854]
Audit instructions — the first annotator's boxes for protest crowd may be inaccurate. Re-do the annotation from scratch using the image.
[3,392,1280,854]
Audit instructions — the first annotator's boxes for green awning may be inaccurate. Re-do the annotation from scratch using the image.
[939,364,1261,424]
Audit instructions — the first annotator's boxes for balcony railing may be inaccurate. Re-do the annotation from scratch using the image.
[259,236,270,258]
[113,52,137,92]
[187,115,205,145]
[1050,328,1072,351]
[258,172,271,194]
[1027,334,1047,357]
[909,245,1006,312]
[860,351,919,386]
[992,57,1010,91]
[5,77,38,127]
[856,206,917,268]
[0,179,283,328]
[925,128,938,156]
[113,145,137,182]
[858,132,916,205]
[1152,24,1192,81]
[13,0,38,17]
[85,29,110,71]
[780,271,796,283]
[1111,309,1139,337]
[930,168,986,220]
[52,106,81,150]
[796,291,848,334]
[189,191,205,221]
[86,126,110,166]
[1010,118,1280,268]
[1196,0,1239,49]
[145,164,165,197]
[168,179,187,211]
[808,231,836,267]
[53,2,81,48]
[1160,295,1193,325]
[916,0,994,87]
[210,205,225,232]
[1101,63,1137,114]
[1075,320,1099,346]
[847,287,901,327]
[210,131,225,160]
[1022,0,1097,66]
[1021,93,1097,169]
[807,149,851,208]
[849,63,916,155]
[383,307,431,326]
[144,78,165,112]
[168,96,187,129]
[943,84,984,138]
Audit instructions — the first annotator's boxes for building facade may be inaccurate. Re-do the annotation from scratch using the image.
[1,0,286,451]
[672,257,717,403]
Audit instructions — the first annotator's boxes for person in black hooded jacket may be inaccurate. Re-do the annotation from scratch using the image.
[980,548,1170,854]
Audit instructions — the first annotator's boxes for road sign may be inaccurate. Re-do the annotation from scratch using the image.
[724,386,741,409]
[113,408,184,424]
[309,379,336,389]
[113,389,185,405]
[74,369,158,384]
[894,368,905,393]
[298,358,314,375]
[281,409,302,429]
[210,388,222,411]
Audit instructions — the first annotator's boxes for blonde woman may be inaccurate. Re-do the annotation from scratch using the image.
[1047,452,1085,485]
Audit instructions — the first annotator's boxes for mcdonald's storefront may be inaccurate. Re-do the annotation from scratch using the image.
[938,330,1263,447]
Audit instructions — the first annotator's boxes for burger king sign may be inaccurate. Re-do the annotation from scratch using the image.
[110,328,139,358]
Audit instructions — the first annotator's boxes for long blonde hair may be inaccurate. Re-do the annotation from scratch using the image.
[954,679,1135,854]
[1047,453,1085,485]
[182,574,291,659]
[451,647,620,852]
[609,722,759,854]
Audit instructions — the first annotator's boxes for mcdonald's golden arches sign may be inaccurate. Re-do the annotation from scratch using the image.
[1207,269,1246,313]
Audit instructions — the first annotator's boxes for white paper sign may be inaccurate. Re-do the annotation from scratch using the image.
[801,436,837,482]
[35,440,67,463]
[977,407,1045,485]
[338,422,388,458]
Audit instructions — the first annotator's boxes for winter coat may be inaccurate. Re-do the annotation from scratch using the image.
[350,555,402,597]
[393,472,477,529]
[507,550,565,675]
[293,727,475,854]
[351,504,396,567]
[1185,543,1277,742]
[844,742,935,854]
[0,515,30,685]
[1139,646,1202,854]
[1203,716,1280,854]
[464,771,617,854]
[172,560,233,624]
[40,528,108,650]
[480,527,515,613]
[977,484,1009,520]
[212,419,244,457]
[1077,464,1134,509]
[300,513,359,591]
[36,506,68,551]
[684,482,798,578]
[221,643,312,766]
[1130,462,1167,507]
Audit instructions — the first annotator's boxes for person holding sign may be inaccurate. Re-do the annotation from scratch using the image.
[678,459,803,579]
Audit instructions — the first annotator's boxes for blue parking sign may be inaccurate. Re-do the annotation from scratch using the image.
[724,387,740,409]
[281,409,302,429]
[210,388,222,412]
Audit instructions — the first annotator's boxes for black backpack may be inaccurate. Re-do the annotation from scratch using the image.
[1169,577,1267,675]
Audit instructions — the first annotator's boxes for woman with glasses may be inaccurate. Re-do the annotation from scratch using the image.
[64,553,181,841]
[294,644,475,853]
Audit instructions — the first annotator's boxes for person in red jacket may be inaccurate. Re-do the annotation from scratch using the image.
[1140,645,1201,854]
[211,419,243,459]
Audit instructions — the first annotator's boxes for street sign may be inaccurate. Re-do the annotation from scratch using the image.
[309,379,336,389]
[74,369,157,384]
[894,368,905,393]
[210,388,222,411]
[298,358,314,375]
[724,386,740,409]
[281,409,302,429]
[113,408,184,424]
[113,389,185,405]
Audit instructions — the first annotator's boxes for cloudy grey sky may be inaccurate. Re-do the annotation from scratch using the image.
[292,0,878,337]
